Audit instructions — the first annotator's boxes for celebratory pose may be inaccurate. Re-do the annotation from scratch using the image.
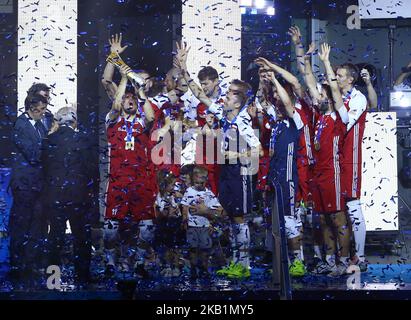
[307,43,352,276]
[103,64,156,277]
[254,57,307,277]
[334,61,368,270]
[174,42,263,278]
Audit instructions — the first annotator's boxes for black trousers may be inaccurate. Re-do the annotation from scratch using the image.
[8,186,48,281]
[46,201,91,283]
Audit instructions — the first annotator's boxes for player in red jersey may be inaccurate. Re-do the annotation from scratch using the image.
[103,64,157,277]
[334,61,368,271]
[304,43,352,276]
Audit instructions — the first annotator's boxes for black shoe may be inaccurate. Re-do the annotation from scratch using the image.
[358,261,368,272]
[190,267,198,280]
[105,265,116,278]
[134,264,150,279]
[198,268,211,280]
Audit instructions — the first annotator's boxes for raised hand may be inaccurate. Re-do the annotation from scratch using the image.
[305,42,316,56]
[119,64,132,77]
[288,26,302,45]
[175,40,191,65]
[109,33,128,55]
[247,103,258,119]
[254,57,275,70]
[361,68,371,85]
[318,43,331,62]
[265,70,276,83]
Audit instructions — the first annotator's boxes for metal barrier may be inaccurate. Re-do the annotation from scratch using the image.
[270,187,292,300]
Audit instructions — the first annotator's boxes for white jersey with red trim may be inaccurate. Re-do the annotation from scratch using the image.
[337,87,367,199]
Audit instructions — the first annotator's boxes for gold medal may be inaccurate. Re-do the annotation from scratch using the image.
[314,141,320,151]
[125,136,135,151]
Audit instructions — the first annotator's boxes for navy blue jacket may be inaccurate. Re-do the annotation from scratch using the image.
[10,113,45,191]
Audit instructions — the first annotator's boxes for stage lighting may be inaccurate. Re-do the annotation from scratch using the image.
[266,6,275,16]
[240,0,274,15]
[240,0,252,6]
[254,0,266,9]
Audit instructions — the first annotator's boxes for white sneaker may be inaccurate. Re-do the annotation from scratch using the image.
[118,257,130,272]
[328,264,347,277]
[312,260,332,275]
[160,267,173,278]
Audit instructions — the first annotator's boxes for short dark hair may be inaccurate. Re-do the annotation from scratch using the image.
[198,66,219,82]
[27,83,51,96]
[231,79,252,107]
[180,164,195,176]
[338,63,359,84]
[24,93,49,111]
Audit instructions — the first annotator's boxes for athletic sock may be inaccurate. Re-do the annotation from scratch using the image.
[313,245,323,260]
[347,199,366,262]
[326,254,336,266]
[231,223,250,268]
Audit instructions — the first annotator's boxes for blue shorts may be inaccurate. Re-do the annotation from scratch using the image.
[218,164,253,217]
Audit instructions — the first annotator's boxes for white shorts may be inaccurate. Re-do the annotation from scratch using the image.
[284,215,302,239]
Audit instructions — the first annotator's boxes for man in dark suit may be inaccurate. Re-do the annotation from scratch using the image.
[9,93,49,284]
[26,83,54,131]
[42,106,94,286]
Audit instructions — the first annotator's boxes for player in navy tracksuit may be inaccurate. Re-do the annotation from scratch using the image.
[254,57,306,277]
[174,43,265,277]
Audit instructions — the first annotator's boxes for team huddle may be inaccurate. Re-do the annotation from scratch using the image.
[101,26,375,280]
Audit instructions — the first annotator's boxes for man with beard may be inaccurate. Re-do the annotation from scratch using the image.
[103,64,156,277]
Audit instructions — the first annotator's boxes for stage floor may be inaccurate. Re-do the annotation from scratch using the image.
[1,263,411,300]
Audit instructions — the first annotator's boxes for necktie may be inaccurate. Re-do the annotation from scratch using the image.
[34,120,47,139]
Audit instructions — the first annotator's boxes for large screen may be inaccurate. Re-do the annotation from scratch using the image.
[361,112,398,231]
[359,0,411,19]
[182,0,241,90]
[18,0,77,115]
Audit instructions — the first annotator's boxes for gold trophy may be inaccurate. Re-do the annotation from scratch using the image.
[106,52,146,88]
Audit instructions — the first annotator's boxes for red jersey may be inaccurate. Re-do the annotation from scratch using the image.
[311,110,346,213]
[106,114,149,177]
[312,110,345,171]
[295,98,315,167]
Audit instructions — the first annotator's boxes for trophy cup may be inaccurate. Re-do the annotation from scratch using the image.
[106,52,146,88]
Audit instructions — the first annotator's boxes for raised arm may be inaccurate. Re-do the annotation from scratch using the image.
[254,57,304,99]
[174,41,213,107]
[318,43,343,111]
[360,68,378,110]
[265,70,295,119]
[102,33,129,100]
[303,43,321,104]
[137,86,155,124]
[394,61,411,87]
[109,65,130,122]
[288,26,306,76]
